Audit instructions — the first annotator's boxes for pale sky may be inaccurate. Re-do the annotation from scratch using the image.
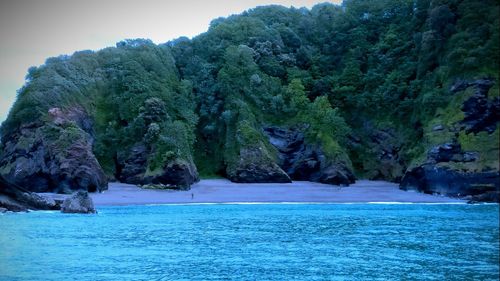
[0,0,342,124]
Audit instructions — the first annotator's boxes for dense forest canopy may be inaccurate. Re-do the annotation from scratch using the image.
[0,0,498,190]
[169,0,499,177]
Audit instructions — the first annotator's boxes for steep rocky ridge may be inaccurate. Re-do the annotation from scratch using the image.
[0,41,200,192]
[401,79,500,202]
[0,1,498,196]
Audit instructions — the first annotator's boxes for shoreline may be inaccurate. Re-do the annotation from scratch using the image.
[84,179,465,206]
[34,179,466,207]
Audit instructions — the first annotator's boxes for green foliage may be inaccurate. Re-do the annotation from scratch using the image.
[458,128,500,171]
[284,79,309,114]
[2,0,498,181]
[305,97,350,147]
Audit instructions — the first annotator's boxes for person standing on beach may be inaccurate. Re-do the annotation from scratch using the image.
[191,193,194,200]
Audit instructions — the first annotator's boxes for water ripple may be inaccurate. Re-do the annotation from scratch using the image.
[0,204,498,281]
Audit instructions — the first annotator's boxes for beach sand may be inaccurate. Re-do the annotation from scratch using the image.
[84,179,464,206]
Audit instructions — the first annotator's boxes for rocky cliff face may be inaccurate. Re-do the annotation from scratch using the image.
[0,107,108,193]
[347,124,406,182]
[116,143,199,189]
[400,79,500,202]
[0,102,200,192]
[226,146,292,183]
[401,165,499,202]
[0,175,59,211]
[0,19,497,196]
[1,174,98,213]
[264,127,355,185]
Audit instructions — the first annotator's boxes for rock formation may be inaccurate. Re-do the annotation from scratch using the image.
[61,191,96,214]
[401,79,500,202]
[0,107,108,193]
[116,143,199,189]
[0,175,59,212]
[0,1,498,195]
[227,146,292,183]
[458,79,500,134]
[401,165,499,202]
[347,124,406,182]
[264,127,355,185]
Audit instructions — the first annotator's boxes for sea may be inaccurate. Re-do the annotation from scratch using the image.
[1,203,499,281]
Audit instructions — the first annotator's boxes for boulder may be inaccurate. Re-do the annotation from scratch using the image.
[465,191,500,203]
[427,142,462,163]
[0,195,28,212]
[316,164,356,186]
[61,191,96,214]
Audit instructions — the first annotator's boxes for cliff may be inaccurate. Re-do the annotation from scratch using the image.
[1,0,498,202]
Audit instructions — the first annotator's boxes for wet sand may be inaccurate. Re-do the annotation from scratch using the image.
[88,179,464,206]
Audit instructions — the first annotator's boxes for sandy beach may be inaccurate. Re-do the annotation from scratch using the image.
[78,179,464,206]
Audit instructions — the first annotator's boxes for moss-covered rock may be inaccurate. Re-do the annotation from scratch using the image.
[264,126,355,185]
[148,159,199,190]
[401,79,500,202]
[0,108,107,193]
[115,142,199,189]
[226,146,291,183]
[347,123,406,182]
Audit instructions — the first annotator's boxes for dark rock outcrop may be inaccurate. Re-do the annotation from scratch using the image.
[116,143,199,189]
[61,190,96,214]
[227,146,291,183]
[401,164,499,202]
[264,127,355,185]
[0,175,60,212]
[0,107,108,194]
[402,140,499,202]
[452,78,499,134]
[116,143,148,184]
[427,142,463,163]
[149,159,199,189]
[347,125,406,182]
[465,191,500,203]
[401,78,499,202]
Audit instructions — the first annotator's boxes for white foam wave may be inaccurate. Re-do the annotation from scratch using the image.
[139,201,473,206]
[367,202,467,205]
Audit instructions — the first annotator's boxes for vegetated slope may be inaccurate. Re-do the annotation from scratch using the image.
[0,0,498,201]
[0,42,199,192]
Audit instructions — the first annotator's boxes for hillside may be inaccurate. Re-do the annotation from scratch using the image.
[1,0,498,202]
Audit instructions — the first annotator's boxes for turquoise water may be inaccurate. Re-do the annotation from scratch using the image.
[1,203,498,281]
